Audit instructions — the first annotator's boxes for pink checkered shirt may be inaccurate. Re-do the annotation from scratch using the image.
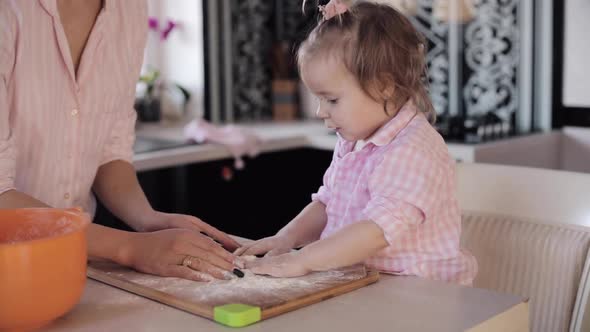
[312,102,477,285]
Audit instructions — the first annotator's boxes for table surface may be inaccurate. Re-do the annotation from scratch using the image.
[44,273,527,332]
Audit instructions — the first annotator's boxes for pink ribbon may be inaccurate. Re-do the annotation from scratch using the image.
[184,119,262,170]
[319,0,349,20]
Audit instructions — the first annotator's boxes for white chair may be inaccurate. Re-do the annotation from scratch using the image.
[456,163,590,332]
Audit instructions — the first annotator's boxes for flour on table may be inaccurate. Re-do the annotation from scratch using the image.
[96,262,367,308]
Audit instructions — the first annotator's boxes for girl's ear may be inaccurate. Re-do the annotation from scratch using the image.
[381,84,396,100]
[371,74,396,101]
[372,74,413,116]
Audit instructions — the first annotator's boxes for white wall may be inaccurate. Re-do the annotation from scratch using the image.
[563,0,590,107]
[145,0,205,120]
[561,127,590,173]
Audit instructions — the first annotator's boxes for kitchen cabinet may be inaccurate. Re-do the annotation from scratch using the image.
[95,148,332,240]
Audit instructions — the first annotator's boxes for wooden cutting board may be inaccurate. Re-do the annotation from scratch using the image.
[87,261,379,327]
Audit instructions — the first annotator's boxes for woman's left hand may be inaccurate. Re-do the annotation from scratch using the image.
[246,251,311,278]
[140,211,241,252]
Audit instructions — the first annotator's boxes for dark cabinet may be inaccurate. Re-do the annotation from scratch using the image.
[95,148,332,240]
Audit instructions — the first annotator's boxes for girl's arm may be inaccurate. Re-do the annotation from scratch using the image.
[235,200,328,257]
[247,220,388,277]
[299,220,388,271]
[277,200,329,248]
[237,151,338,258]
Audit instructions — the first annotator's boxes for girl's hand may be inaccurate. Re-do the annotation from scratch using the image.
[123,228,239,281]
[234,234,297,257]
[246,251,311,278]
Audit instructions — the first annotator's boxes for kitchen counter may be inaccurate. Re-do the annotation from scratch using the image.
[132,121,493,172]
[133,121,334,172]
[44,274,528,332]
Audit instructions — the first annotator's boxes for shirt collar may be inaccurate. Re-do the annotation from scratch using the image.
[39,0,57,17]
[337,101,418,156]
[367,101,418,147]
[40,0,110,18]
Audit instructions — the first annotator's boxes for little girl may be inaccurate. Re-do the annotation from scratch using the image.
[236,0,477,285]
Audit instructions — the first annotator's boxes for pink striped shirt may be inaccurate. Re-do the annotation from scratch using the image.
[0,0,147,214]
[312,103,478,285]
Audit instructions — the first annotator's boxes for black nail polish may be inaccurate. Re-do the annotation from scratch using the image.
[233,268,245,278]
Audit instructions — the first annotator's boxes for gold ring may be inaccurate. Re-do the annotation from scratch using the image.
[182,255,193,267]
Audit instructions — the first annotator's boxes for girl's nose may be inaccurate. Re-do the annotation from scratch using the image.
[316,105,328,119]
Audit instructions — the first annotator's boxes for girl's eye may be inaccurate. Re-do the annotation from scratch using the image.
[327,99,338,105]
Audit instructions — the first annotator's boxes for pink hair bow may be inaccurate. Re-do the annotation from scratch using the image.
[319,0,349,20]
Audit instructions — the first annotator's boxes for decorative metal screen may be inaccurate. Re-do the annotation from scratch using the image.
[205,0,534,133]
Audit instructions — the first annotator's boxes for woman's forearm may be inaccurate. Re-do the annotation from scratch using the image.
[0,189,49,208]
[93,160,156,230]
[299,220,388,271]
[87,223,135,264]
[276,200,329,247]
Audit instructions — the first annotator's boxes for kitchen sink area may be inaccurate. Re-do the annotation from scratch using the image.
[133,136,197,154]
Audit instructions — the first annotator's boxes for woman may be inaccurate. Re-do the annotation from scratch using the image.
[0,0,240,281]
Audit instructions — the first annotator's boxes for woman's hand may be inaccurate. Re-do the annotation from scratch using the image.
[234,234,297,257]
[245,251,311,278]
[123,228,239,281]
[139,211,241,252]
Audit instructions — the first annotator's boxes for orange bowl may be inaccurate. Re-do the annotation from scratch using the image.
[0,208,90,331]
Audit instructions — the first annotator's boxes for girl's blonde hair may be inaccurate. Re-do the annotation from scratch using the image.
[298,1,436,123]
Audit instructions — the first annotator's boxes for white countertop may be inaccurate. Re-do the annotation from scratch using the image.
[44,274,527,332]
[133,121,336,172]
[133,121,479,172]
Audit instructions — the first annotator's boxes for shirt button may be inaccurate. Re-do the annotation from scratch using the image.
[71,109,79,116]
[64,193,70,199]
